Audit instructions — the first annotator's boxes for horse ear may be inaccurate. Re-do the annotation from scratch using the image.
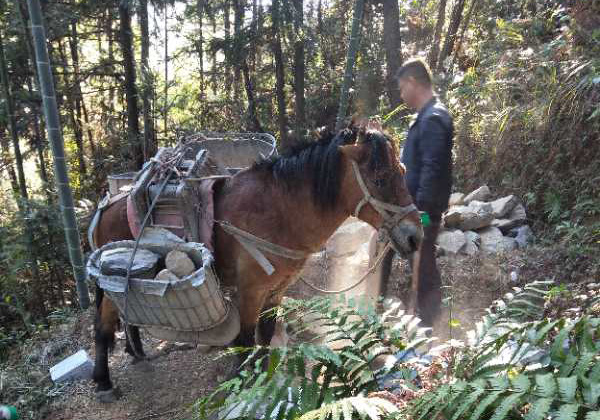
[338,144,366,162]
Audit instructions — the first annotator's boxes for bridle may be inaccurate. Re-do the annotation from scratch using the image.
[350,160,418,251]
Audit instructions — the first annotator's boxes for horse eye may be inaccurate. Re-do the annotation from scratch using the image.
[374,178,387,188]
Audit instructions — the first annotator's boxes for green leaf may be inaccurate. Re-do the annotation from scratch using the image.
[489,392,525,420]
[468,390,504,420]
[553,403,580,420]
[557,376,578,403]
[450,386,486,420]
[524,397,552,420]
[535,373,557,398]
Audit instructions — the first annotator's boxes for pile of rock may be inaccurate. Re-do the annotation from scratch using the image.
[437,185,534,256]
[99,247,197,281]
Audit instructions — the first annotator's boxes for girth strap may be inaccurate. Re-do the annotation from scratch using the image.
[216,220,308,276]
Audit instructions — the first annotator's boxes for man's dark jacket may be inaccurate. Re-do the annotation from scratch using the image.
[401,97,453,217]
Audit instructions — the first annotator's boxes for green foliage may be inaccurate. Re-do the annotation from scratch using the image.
[410,281,600,420]
[194,296,431,419]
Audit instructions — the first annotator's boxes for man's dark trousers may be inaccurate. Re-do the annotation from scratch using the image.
[410,215,442,327]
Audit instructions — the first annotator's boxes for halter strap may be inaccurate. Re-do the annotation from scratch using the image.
[351,160,417,221]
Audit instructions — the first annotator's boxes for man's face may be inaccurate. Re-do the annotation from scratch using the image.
[398,77,419,110]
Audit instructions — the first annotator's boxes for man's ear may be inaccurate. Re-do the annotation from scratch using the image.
[338,144,366,162]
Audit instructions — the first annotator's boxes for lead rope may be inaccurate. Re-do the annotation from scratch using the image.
[298,242,392,294]
[122,165,176,360]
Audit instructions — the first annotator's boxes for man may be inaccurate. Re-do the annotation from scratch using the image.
[397,58,454,328]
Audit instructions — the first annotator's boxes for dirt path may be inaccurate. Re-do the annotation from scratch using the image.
[22,248,524,420]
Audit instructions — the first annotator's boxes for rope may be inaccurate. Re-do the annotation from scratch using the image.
[122,154,182,360]
[298,242,391,294]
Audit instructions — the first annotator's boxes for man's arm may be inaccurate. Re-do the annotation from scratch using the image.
[416,115,451,213]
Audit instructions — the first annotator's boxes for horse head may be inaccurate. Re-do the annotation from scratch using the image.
[337,121,423,256]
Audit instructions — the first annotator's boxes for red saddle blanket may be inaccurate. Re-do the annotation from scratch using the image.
[125,177,223,252]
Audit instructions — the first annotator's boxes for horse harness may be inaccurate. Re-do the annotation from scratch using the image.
[219,159,418,283]
[350,160,418,253]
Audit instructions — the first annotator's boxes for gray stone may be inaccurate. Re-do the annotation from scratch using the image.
[490,195,519,218]
[50,350,94,383]
[513,225,534,248]
[444,201,494,231]
[165,250,196,278]
[508,203,527,224]
[448,192,465,207]
[437,229,466,255]
[139,227,185,246]
[463,185,491,204]
[491,203,527,233]
[463,231,481,255]
[479,227,517,254]
[100,247,159,279]
[155,268,180,282]
[443,206,467,227]
[326,218,375,258]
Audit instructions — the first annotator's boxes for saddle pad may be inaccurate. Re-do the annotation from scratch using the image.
[126,177,224,252]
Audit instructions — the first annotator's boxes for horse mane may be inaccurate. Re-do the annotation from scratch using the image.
[252,127,391,210]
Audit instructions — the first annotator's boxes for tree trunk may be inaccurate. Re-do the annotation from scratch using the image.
[223,0,232,99]
[382,0,403,109]
[335,0,365,131]
[68,20,96,156]
[1,20,43,303]
[437,0,467,72]
[272,0,288,146]
[451,0,480,69]
[210,7,218,96]
[118,0,143,170]
[428,0,447,70]
[139,0,156,159]
[27,0,90,309]
[163,2,169,137]
[196,0,206,104]
[233,0,244,106]
[107,7,116,115]
[292,0,306,138]
[58,39,87,179]
[0,129,20,197]
[242,60,263,132]
[0,31,31,204]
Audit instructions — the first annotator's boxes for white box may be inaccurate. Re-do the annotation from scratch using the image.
[49,349,94,383]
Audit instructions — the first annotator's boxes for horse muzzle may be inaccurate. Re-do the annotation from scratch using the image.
[388,220,423,258]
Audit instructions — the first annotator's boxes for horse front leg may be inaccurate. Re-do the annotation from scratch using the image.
[93,291,121,402]
[231,286,268,372]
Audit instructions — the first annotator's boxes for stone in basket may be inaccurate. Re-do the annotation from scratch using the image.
[86,233,239,345]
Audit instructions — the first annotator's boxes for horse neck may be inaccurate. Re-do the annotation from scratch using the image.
[219,169,352,254]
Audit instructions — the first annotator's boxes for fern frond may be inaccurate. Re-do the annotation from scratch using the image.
[297,396,398,420]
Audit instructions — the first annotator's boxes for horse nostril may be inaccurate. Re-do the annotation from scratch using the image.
[408,235,419,252]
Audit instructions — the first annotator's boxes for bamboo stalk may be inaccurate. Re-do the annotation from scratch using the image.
[335,0,364,131]
[26,0,90,309]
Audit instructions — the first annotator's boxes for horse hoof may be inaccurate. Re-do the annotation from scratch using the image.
[96,387,122,403]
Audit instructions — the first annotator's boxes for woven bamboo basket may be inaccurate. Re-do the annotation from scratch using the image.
[87,239,240,345]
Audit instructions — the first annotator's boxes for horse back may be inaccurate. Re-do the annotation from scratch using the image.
[94,195,134,248]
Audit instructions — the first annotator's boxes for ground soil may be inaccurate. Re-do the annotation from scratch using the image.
[2,244,596,420]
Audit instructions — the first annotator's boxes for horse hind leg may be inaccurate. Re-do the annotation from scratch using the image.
[93,287,121,402]
[124,325,146,361]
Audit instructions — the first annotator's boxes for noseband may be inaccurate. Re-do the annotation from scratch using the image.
[350,160,417,248]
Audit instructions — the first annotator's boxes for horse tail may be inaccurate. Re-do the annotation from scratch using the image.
[95,284,104,309]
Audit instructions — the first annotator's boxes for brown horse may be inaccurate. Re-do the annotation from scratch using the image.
[91,125,422,401]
